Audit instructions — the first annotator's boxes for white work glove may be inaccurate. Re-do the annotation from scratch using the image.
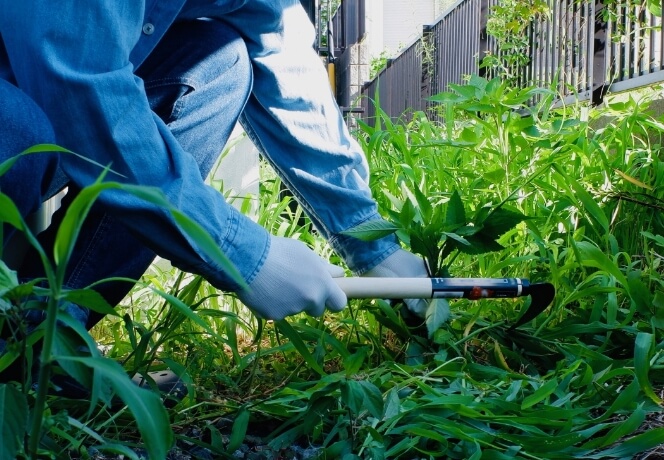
[364,249,450,321]
[237,236,348,320]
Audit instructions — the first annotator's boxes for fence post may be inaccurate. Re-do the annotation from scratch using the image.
[592,0,608,105]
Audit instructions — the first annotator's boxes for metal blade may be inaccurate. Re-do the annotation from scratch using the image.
[510,282,556,329]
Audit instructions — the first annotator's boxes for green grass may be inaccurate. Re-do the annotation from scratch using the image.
[2,77,664,459]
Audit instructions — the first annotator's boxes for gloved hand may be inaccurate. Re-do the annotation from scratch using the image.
[363,249,450,321]
[237,236,348,320]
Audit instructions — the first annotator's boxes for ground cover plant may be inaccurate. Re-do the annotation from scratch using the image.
[2,76,664,459]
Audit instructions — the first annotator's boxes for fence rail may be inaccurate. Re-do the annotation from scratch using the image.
[355,0,664,123]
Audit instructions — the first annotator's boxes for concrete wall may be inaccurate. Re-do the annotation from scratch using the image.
[336,41,370,108]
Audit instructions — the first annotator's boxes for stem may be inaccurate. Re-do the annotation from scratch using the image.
[28,290,61,457]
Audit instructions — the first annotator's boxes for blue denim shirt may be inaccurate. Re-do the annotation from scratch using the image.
[0,0,398,290]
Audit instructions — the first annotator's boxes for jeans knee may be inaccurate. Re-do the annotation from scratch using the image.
[0,79,56,156]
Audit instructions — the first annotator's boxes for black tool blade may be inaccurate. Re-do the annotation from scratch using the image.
[510,282,555,329]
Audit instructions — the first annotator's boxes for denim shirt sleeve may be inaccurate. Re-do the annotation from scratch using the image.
[0,1,270,290]
[215,0,399,272]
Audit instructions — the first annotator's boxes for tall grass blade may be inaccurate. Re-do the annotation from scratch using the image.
[58,356,173,460]
[634,332,663,404]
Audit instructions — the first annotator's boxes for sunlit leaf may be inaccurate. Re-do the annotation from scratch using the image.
[340,219,400,241]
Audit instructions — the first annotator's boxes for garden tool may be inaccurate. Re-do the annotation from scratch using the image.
[334,277,555,329]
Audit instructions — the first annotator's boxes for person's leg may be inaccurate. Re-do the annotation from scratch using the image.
[18,19,253,329]
[0,79,59,240]
[0,78,60,380]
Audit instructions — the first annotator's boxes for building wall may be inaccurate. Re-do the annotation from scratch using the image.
[366,0,458,59]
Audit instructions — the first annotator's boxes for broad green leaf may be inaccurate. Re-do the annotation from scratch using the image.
[426,299,450,338]
[483,168,507,183]
[642,231,664,248]
[53,327,95,391]
[227,407,250,453]
[479,206,529,237]
[57,356,173,460]
[0,260,18,297]
[385,436,419,458]
[340,220,400,241]
[340,379,364,415]
[405,341,425,366]
[0,384,28,460]
[368,300,412,339]
[0,193,25,231]
[596,376,640,422]
[445,190,466,227]
[404,426,449,445]
[359,380,385,419]
[647,0,661,16]
[383,387,401,420]
[343,347,368,376]
[442,232,470,246]
[449,83,480,100]
[634,332,662,404]
[459,233,505,254]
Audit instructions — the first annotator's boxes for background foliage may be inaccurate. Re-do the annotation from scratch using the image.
[3,74,664,458]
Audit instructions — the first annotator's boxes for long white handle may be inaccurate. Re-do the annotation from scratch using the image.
[334,277,432,299]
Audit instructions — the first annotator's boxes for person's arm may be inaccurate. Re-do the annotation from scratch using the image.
[0,1,268,290]
[219,0,400,273]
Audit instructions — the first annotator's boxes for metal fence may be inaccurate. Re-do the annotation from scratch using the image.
[330,0,365,55]
[607,2,664,92]
[361,0,485,121]
[355,0,664,123]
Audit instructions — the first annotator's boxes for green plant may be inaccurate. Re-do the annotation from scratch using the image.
[482,0,549,84]
[0,145,242,459]
[369,50,392,80]
[11,73,664,458]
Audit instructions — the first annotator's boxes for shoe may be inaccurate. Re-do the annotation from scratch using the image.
[132,369,188,408]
